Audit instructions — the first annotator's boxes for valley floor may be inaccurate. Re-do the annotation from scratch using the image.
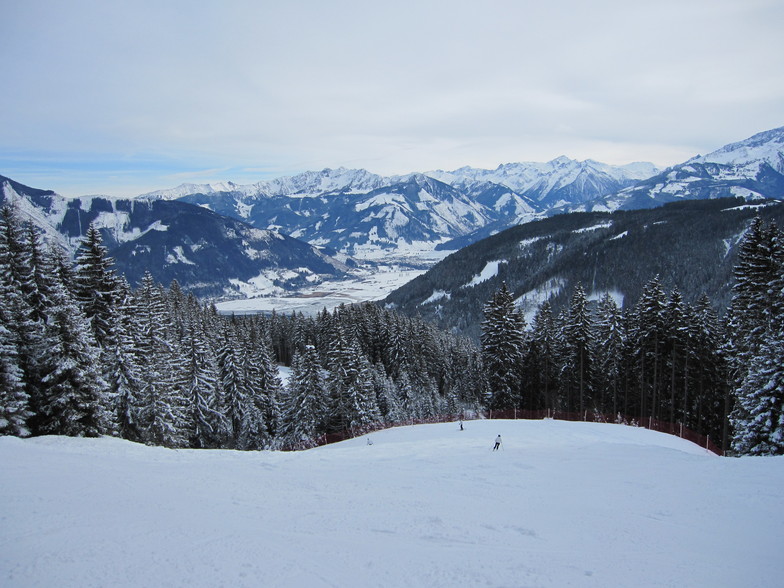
[216,251,448,315]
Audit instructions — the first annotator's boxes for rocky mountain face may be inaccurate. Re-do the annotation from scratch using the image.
[0,176,349,297]
[146,157,661,256]
[428,157,657,209]
[171,173,494,257]
[568,126,784,213]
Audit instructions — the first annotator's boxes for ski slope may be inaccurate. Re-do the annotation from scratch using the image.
[2,420,782,587]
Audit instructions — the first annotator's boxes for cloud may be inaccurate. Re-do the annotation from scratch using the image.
[1,0,783,196]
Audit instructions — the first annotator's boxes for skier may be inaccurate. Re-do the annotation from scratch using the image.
[459,420,464,431]
[493,434,502,451]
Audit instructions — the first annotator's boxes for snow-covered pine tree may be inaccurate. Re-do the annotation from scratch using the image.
[244,325,283,445]
[382,314,410,381]
[372,368,405,424]
[73,224,120,347]
[326,326,381,435]
[0,279,29,436]
[663,288,689,425]
[450,339,485,415]
[633,276,668,423]
[133,272,187,447]
[730,219,784,455]
[0,206,48,434]
[23,223,57,324]
[182,314,227,448]
[560,283,594,415]
[677,295,726,446]
[104,277,144,442]
[37,276,112,437]
[217,321,265,450]
[480,283,525,410]
[281,344,329,449]
[592,294,625,416]
[731,334,784,455]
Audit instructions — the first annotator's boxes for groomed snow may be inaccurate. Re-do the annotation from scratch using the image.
[2,420,782,587]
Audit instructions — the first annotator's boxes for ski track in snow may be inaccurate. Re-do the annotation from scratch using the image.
[2,419,783,587]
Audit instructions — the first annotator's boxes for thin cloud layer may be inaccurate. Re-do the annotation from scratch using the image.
[1,0,782,197]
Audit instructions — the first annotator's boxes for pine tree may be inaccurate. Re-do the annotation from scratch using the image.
[0,207,49,434]
[73,224,120,347]
[37,278,112,437]
[480,283,525,410]
[560,283,593,415]
[373,368,405,423]
[245,325,283,445]
[133,272,187,447]
[593,294,624,416]
[326,327,380,434]
[217,321,266,450]
[663,288,689,425]
[730,219,784,455]
[281,345,328,449]
[633,276,668,423]
[731,336,784,455]
[105,281,144,441]
[0,293,29,436]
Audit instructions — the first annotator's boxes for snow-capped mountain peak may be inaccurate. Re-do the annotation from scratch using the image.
[143,167,394,201]
[689,126,784,173]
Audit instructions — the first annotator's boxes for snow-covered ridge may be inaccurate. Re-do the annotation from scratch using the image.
[689,126,784,173]
[142,167,400,200]
[141,158,658,203]
[427,157,659,200]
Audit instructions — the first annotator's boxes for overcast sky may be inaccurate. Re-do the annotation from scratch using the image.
[1,0,783,198]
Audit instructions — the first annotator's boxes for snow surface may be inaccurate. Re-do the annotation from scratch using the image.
[463,260,502,288]
[2,420,782,587]
[516,277,566,325]
[573,221,613,234]
[217,260,442,315]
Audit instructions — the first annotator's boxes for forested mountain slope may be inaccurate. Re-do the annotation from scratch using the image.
[383,198,784,339]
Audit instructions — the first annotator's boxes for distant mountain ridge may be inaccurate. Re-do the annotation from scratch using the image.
[144,157,661,256]
[0,176,349,297]
[142,126,784,257]
[567,126,784,213]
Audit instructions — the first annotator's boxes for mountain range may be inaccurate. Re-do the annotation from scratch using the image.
[1,125,782,299]
[145,157,660,256]
[383,197,784,339]
[0,178,349,297]
[567,126,784,213]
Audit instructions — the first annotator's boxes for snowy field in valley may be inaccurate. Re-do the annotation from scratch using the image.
[215,250,451,316]
[2,419,783,588]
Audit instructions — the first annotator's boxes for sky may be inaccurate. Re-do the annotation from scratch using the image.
[1,0,783,198]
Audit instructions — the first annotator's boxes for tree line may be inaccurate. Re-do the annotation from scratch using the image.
[1,203,781,456]
[0,206,483,450]
[480,217,784,455]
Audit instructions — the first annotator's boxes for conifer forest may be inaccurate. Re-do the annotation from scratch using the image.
[1,205,782,456]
